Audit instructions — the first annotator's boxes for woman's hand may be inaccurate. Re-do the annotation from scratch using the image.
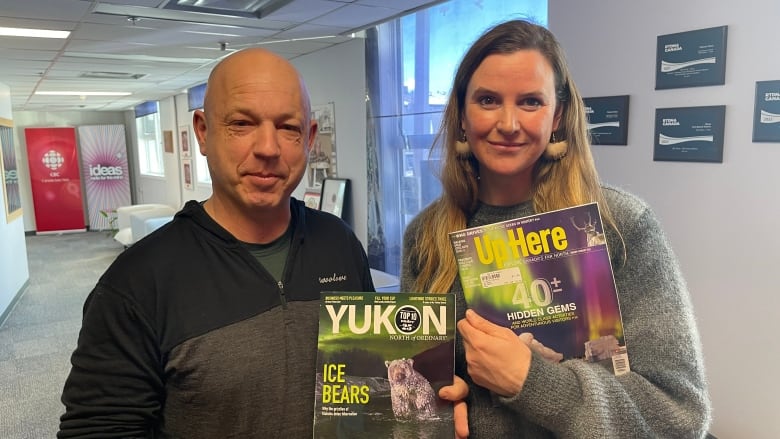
[518,332,563,363]
[438,375,469,438]
[458,309,532,397]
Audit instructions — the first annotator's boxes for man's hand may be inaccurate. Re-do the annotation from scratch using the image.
[438,375,469,438]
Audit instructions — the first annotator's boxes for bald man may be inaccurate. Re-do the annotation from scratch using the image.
[58,48,376,438]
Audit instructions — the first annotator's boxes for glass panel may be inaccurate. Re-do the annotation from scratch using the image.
[196,149,211,184]
[367,0,548,275]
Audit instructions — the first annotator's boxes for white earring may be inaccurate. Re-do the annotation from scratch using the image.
[455,130,470,156]
[543,132,568,161]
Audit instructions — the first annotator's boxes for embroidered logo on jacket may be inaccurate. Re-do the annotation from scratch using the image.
[319,273,347,284]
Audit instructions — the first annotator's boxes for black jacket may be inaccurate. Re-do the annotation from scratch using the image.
[59,199,375,438]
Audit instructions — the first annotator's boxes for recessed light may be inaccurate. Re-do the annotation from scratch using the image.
[0,26,70,39]
[35,91,132,96]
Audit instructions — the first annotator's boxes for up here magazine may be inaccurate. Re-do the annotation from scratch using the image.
[448,202,629,375]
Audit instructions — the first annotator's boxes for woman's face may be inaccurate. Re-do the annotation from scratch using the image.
[462,49,562,201]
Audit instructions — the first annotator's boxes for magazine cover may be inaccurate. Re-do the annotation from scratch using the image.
[449,202,629,375]
[313,292,455,438]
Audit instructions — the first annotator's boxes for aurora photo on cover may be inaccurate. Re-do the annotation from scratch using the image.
[449,203,628,373]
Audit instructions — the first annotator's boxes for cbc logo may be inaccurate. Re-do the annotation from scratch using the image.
[42,150,65,171]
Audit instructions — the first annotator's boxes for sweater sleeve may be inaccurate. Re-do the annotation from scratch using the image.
[500,198,711,438]
[58,285,163,438]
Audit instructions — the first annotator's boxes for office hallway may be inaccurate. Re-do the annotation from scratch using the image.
[0,231,123,438]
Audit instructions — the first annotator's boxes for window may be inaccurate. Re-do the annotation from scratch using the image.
[186,85,212,186]
[366,0,548,275]
[195,143,211,184]
[134,101,164,176]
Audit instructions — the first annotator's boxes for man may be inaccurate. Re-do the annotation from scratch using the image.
[58,48,376,437]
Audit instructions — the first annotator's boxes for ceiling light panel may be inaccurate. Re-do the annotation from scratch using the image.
[164,0,294,18]
[35,91,132,96]
[91,3,289,29]
[0,27,70,38]
[261,0,344,22]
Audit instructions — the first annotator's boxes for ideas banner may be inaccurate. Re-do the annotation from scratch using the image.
[24,127,86,233]
[78,125,131,230]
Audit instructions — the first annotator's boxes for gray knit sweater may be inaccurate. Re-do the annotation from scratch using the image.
[401,186,711,438]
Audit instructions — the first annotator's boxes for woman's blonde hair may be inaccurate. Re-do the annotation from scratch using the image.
[411,19,620,293]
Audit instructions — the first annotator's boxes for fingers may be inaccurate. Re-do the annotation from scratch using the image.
[518,332,534,345]
[454,398,469,438]
[438,375,469,401]
[518,332,563,363]
[459,309,516,341]
[438,375,470,439]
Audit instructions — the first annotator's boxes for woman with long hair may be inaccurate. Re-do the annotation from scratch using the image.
[401,19,710,438]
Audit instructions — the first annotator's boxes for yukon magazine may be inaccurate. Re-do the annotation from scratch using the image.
[313,292,455,438]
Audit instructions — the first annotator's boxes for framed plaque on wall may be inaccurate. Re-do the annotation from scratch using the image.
[653,106,726,163]
[655,26,728,90]
[583,95,630,145]
[753,80,780,143]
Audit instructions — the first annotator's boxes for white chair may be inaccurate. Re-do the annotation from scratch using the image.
[114,204,175,247]
[129,207,177,245]
[370,268,400,293]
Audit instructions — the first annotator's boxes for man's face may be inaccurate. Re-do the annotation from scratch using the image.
[194,52,316,216]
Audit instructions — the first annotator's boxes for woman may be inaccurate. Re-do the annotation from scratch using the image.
[401,20,711,438]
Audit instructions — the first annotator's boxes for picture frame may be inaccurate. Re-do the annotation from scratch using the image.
[752,80,780,143]
[653,106,726,163]
[179,125,192,158]
[655,25,728,90]
[182,159,193,190]
[163,130,174,153]
[583,95,630,145]
[319,178,349,219]
[307,102,337,188]
[0,118,22,222]
[303,190,322,210]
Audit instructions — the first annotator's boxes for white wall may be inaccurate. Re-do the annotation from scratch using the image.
[0,81,28,322]
[551,1,780,438]
[292,37,368,245]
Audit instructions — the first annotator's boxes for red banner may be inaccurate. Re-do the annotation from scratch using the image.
[24,127,86,233]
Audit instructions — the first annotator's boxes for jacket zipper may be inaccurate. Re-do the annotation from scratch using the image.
[278,280,288,309]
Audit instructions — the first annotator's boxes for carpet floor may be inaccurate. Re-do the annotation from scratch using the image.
[0,231,123,438]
